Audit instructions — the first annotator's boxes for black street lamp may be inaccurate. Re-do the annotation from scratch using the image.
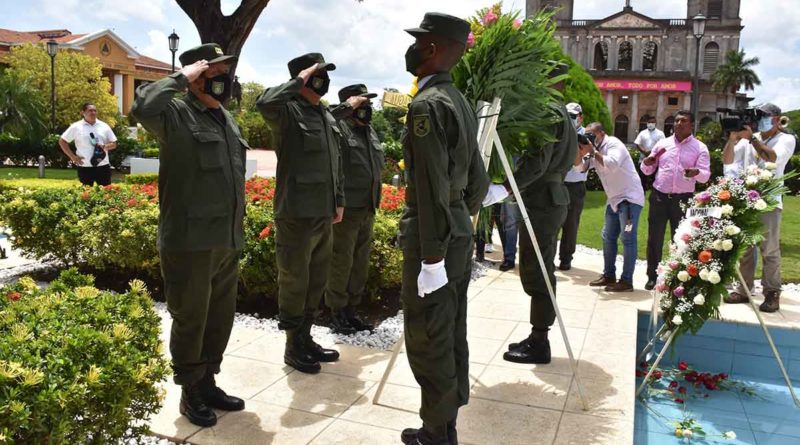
[168,30,180,73]
[46,39,58,131]
[691,13,707,133]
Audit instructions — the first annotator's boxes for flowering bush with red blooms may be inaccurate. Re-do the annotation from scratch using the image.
[380,184,405,214]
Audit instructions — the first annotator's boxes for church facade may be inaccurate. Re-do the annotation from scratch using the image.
[528,0,750,142]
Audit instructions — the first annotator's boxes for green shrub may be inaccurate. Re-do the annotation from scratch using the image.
[234,110,271,149]
[142,147,160,158]
[126,173,159,185]
[111,136,142,170]
[381,138,403,162]
[0,269,169,444]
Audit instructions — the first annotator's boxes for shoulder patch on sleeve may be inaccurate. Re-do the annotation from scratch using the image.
[413,114,431,137]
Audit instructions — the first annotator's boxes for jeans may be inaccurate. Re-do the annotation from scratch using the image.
[602,201,642,283]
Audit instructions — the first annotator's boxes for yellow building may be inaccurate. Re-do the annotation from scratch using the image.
[0,28,172,115]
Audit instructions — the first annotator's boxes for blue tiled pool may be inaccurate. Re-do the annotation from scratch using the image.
[634,313,800,445]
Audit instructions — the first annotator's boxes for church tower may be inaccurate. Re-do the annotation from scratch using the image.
[526,0,574,22]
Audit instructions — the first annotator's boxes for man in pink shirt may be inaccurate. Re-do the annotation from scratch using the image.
[640,110,711,290]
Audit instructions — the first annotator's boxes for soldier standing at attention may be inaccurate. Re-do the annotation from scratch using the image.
[131,44,247,427]
[326,84,385,334]
[256,53,344,374]
[502,67,579,365]
[400,13,490,445]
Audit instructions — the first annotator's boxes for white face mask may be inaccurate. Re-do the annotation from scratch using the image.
[758,116,775,133]
[647,123,656,131]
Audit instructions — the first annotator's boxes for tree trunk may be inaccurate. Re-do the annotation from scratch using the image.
[175,0,272,81]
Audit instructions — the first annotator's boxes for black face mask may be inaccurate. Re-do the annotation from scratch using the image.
[405,43,425,76]
[307,75,330,96]
[203,74,231,102]
[354,105,373,124]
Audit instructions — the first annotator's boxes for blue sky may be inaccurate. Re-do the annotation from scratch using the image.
[6,0,800,111]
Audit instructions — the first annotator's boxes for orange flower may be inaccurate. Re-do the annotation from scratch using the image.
[717,190,731,201]
[259,225,272,239]
[7,291,21,301]
[81,191,90,201]
[687,264,699,277]
[698,250,713,263]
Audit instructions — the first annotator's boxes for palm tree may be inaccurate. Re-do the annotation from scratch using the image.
[711,49,761,94]
[0,72,47,141]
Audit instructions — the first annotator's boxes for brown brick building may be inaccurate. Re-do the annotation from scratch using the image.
[0,28,171,115]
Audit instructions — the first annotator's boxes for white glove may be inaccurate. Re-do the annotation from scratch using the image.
[417,260,448,297]
[482,184,509,207]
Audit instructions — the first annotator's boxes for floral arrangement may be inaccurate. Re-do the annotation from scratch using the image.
[654,163,791,340]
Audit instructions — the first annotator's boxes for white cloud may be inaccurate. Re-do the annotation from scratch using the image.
[40,0,168,26]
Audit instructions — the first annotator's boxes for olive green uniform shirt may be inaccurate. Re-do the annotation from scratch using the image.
[330,106,384,209]
[256,78,345,218]
[131,72,248,251]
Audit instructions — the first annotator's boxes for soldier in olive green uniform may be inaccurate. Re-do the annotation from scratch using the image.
[502,69,578,365]
[256,53,344,374]
[326,84,385,334]
[400,13,490,445]
[131,44,246,427]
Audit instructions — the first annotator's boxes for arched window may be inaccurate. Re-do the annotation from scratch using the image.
[639,114,651,132]
[618,41,633,71]
[642,41,658,71]
[703,42,720,75]
[708,0,723,19]
[593,41,609,70]
[614,114,630,142]
[664,116,675,137]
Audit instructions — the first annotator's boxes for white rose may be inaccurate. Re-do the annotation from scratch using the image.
[712,240,724,250]
[694,294,706,305]
[721,204,734,216]
[754,199,767,210]
[764,162,777,171]
[677,271,690,282]
[746,175,759,186]
[708,271,722,284]
[725,225,741,236]
[721,239,734,251]
[760,170,773,180]
[699,268,710,281]
[723,431,737,440]
[672,315,683,325]
[746,164,759,174]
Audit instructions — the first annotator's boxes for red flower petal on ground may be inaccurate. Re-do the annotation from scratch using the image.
[652,370,663,379]
[678,386,687,394]
[669,381,679,388]
[678,361,688,371]
[674,398,684,404]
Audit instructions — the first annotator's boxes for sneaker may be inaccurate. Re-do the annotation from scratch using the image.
[759,291,780,313]
[723,291,749,304]
[589,275,615,287]
[604,280,634,292]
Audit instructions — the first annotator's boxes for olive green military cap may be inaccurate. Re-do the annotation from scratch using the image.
[179,43,237,66]
[337,84,378,103]
[405,12,471,45]
[288,53,336,78]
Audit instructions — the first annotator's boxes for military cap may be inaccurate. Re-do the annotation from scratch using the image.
[288,53,336,78]
[405,12,471,45]
[338,84,378,103]
[179,43,237,67]
[757,103,782,117]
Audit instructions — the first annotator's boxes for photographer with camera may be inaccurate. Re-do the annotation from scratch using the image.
[557,102,587,271]
[722,103,796,313]
[640,110,710,291]
[58,102,117,186]
[576,122,645,292]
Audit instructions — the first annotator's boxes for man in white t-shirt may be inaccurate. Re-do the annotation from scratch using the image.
[722,103,796,312]
[58,102,118,186]
[634,116,666,157]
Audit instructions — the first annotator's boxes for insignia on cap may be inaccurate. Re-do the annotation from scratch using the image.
[215,47,223,55]
[414,115,431,137]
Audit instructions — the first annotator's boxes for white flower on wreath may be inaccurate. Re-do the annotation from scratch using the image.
[677,271,690,282]
[712,239,724,251]
[699,268,710,281]
[721,204,734,216]
[723,431,737,439]
[721,239,734,251]
[745,175,759,186]
[708,270,722,284]
[760,170,773,180]
[754,199,768,210]
[672,315,683,325]
[694,294,706,305]
[725,225,741,236]
[746,164,760,175]
[764,162,777,171]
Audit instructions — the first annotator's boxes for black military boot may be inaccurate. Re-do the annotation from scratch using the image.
[330,308,357,335]
[344,305,374,332]
[759,291,781,313]
[301,319,340,363]
[179,381,217,427]
[198,372,245,411]
[284,329,321,374]
[401,426,450,445]
[447,419,458,445]
[503,330,551,364]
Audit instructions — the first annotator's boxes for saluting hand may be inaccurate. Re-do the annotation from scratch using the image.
[346,96,368,109]
[180,60,210,82]
[298,63,320,84]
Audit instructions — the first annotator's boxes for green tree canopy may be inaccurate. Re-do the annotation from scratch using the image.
[6,44,119,131]
[712,49,761,94]
[562,57,613,132]
[0,71,48,141]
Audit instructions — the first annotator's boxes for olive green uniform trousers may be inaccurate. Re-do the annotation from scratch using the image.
[326,208,375,310]
[161,248,240,385]
[275,217,333,330]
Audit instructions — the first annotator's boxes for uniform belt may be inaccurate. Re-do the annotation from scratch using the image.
[405,188,464,206]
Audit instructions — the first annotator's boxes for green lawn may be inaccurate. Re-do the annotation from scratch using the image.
[574,191,800,283]
[0,166,126,189]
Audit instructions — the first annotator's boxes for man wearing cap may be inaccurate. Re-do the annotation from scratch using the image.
[256,53,344,374]
[557,102,586,271]
[502,67,578,365]
[400,12,489,445]
[325,84,384,334]
[722,103,796,312]
[131,43,246,427]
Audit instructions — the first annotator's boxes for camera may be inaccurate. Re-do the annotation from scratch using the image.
[577,131,596,147]
[88,132,107,167]
[717,107,764,134]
